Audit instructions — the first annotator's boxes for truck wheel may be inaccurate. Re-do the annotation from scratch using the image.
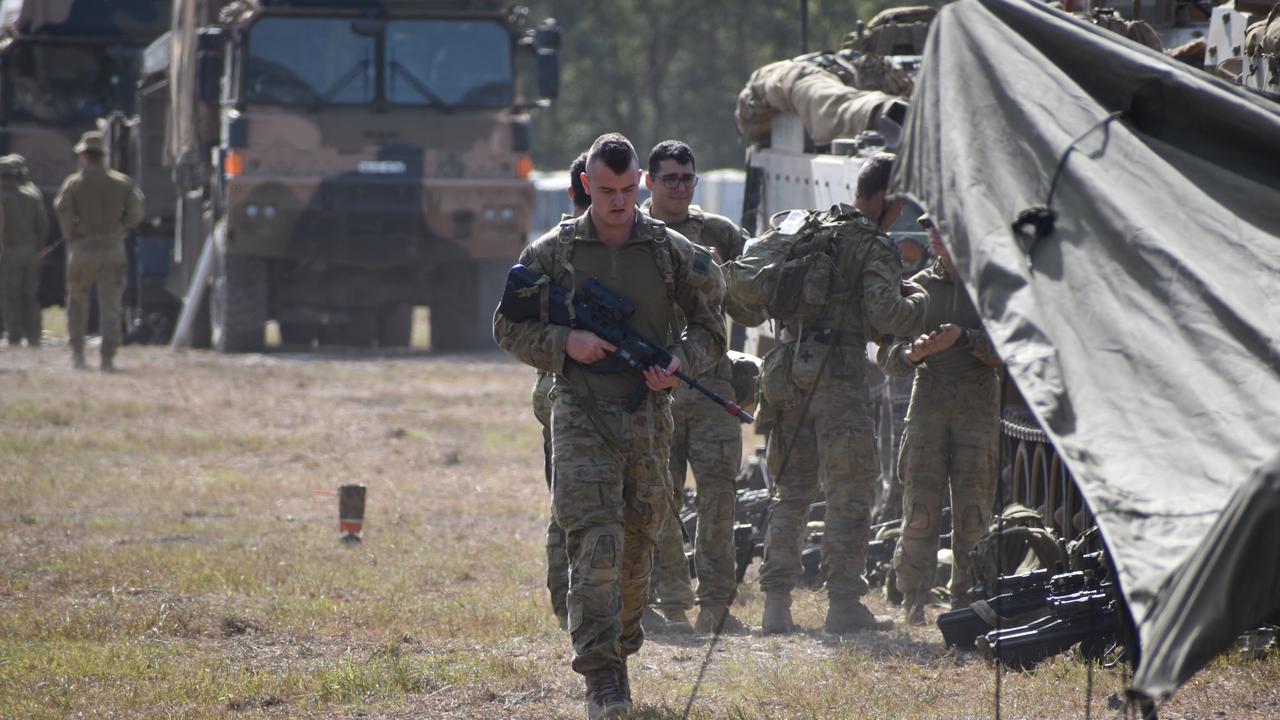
[210,234,267,353]
[377,304,413,348]
[430,259,507,352]
[189,293,212,349]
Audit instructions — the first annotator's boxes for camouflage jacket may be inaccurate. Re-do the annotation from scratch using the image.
[54,164,144,248]
[495,209,726,401]
[0,181,49,255]
[783,204,927,344]
[877,259,1001,378]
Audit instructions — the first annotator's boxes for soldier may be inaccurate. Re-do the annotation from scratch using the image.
[748,153,928,635]
[534,151,591,630]
[494,133,725,719]
[54,131,145,371]
[640,140,758,636]
[877,212,1002,624]
[0,156,47,346]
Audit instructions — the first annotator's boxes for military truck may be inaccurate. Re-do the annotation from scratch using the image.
[105,0,559,352]
[0,0,170,309]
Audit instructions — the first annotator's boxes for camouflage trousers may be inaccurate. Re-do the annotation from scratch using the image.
[893,370,1000,605]
[759,371,879,600]
[532,373,570,623]
[651,375,742,611]
[550,384,671,674]
[0,250,41,345]
[66,244,126,359]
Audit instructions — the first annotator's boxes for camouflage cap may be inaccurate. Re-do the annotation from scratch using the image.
[74,131,105,154]
[0,157,18,177]
[1,153,28,171]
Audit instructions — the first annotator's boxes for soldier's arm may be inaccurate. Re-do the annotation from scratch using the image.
[864,241,928,337]
[492,240,572,374]
[33,194,49,243]
[876,337,919,377]
[670,234,727,376]
[717,220,769,327]
[53,178,77,240]
[965,326,1003,368]
[123,183,145,228]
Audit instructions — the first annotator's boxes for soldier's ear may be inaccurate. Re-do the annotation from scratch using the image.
[580,171,591,195]
[644,172,654,191]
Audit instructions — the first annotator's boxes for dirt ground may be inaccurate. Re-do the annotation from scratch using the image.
[2,337,1276,719]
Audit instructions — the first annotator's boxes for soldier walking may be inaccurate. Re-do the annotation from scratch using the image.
[877,213,1002,624]
[495,133,725,719]
[640,140,760,636]
[736,153,928,635]
[533,151,591,630]
[0,157,47,345]
[54,131,144,371]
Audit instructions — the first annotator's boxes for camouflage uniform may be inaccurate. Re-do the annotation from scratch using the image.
[754,206,926,612]
[54,133,145,368]
[0,159,46,345]
[878,260,1001,608]
[639,201,755,617]
[494,210,724,676]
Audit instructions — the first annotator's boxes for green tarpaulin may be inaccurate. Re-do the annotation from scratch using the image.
[892,0,1280,702]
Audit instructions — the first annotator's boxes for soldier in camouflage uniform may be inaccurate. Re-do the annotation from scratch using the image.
[877,213,1002,624]
[534,151,591,630]
[747,153,928,635]
[54,131,145,371]
[1,157,47,346]
[495,134,725,720]
[639,140,760,636]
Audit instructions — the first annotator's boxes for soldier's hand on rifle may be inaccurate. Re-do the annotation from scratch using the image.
[643,356,682,391]
[566,329,617,364]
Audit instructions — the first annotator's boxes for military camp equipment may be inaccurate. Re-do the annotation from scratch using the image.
[103,0,561,352]
[338,483,366,543]
[896,0,1280,702]
[498,264,754,423]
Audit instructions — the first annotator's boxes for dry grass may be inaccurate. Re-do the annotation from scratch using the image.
[1,338,1276,719]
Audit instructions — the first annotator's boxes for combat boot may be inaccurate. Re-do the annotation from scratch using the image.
[761,592,794,635]
[584,666,631,719]
[903,593,927,626]
[71,349,87,371]
[660,608,694,635]
[694,605,753,635]
[825,599,895,634]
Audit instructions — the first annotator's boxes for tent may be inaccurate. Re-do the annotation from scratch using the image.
[892,0,1280,704]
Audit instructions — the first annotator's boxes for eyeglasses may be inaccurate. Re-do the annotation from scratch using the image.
[658,173,698,189]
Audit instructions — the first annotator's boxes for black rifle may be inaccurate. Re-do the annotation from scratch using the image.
[976,585,1119,669]
[499,264,753,423]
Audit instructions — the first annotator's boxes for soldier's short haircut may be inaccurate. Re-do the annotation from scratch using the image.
[586,133,639,176]
[855,152,896,201]
[647,140,695,175]
[569,152,591,210]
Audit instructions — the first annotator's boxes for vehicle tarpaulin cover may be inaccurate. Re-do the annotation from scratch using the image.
[892,0,1280,702]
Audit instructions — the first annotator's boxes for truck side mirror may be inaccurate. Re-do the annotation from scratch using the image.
[196,28,226,105]
[536,49,559,101]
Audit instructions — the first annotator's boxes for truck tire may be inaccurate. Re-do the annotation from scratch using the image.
[430,259,507,352]
[210,233,267,353]
[377,303,413,348]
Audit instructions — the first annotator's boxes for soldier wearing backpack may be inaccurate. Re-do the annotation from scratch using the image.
[727,152,928,635]
[495,133,725,719]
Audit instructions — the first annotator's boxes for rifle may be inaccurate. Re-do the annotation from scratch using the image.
[499,265,753,423]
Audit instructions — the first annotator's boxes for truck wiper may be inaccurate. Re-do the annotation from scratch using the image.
[389,61,447,107]
[310,58,371,110]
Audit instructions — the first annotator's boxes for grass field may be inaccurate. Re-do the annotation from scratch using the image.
[2,324,1276,719]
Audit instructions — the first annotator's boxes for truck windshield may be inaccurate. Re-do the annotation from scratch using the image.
[384,20,512,107]
[245,18,375,106]
[4,44,135,125]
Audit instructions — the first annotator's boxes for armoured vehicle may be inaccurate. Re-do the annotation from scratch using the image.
[0,0,170,308]
[106,0,559,352]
